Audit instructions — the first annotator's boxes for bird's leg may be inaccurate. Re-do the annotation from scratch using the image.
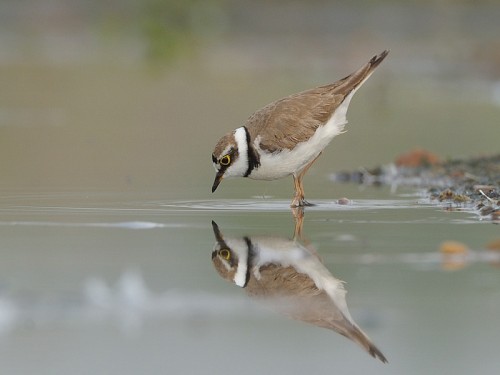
[291,206,305,240]
[290,206,322,261]
[291,174,304,207]
[290,152,322,207]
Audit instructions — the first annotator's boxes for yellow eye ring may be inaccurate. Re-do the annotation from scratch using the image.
[219,249,231,260]
[220,155,231,166]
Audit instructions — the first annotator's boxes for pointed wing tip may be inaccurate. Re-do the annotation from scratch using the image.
[369,346,389,364]
[369,49,390,68]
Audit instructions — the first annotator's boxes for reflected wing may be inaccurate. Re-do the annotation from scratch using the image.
[245,264,387,363]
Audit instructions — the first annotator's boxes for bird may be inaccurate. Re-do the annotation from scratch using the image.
[210,221,388,363]
[211,50,389,207]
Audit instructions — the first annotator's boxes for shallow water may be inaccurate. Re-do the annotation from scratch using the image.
[1,188,499,374]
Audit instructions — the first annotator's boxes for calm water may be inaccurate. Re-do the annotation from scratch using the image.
[0,188,498,374]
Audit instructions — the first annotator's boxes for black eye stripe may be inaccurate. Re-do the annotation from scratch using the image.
[212,155,217,163]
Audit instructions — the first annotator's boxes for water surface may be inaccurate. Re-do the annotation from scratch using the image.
[0,189,498,374]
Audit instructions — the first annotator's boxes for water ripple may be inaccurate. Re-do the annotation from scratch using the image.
[161,199,425,212]
[0,221,175,229]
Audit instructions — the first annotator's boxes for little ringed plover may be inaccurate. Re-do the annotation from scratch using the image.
[211,50,389,207]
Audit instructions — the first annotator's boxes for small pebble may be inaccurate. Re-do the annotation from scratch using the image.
[337,197,350,205]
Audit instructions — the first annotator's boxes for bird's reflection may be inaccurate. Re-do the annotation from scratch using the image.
[210,214,387,363]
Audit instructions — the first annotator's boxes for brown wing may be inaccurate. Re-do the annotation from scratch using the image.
[245,89,344,152]
[244,50,389,153]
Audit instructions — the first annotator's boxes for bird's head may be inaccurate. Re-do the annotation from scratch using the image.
[211,127,249,192]
[211,221,251,288]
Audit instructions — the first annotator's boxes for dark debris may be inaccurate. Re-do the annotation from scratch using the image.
[331,152,500,222]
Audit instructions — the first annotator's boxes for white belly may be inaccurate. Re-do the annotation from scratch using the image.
[249,142,324,180]
[248,91,355,180]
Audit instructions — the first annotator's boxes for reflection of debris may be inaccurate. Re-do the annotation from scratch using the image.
[440,241,469,254]
[439,241,469,271]
[331,152,500,222]
[437,239,500,271]
[325,244,500,271]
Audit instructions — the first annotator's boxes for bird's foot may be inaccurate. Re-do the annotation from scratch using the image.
[290,197,315,207]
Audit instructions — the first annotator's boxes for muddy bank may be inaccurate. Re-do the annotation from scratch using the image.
[332,150,500,222]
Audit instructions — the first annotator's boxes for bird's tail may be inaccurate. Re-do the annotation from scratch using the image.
[335,49,390,95]
[353,327,388,363]
[340,320,388,363]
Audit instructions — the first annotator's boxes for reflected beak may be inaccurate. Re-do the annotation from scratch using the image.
[211,220,229,259]
[211,220,224,242]
[211,170,224,193]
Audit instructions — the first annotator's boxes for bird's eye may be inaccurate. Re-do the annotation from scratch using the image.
[220,155,231,166]
[219,249,231,260]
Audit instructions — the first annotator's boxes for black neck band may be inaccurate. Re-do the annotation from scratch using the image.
[243,126,260,177]
[242,237,255,288]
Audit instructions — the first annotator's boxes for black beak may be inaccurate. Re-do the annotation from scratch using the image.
[211,170,224,193]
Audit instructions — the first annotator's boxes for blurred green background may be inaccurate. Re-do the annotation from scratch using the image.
[1,0,499,196]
